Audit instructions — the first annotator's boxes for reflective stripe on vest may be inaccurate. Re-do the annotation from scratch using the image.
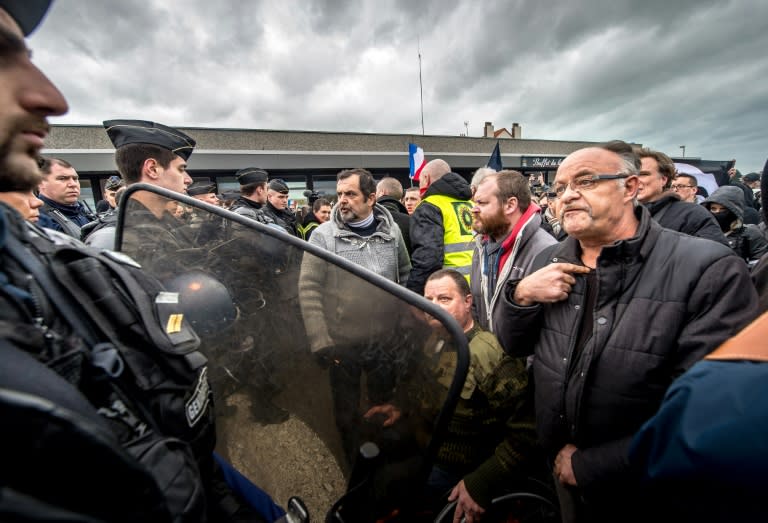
[423,193,474,281]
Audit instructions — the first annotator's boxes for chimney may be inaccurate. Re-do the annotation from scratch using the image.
[484,121,494,138]
[511,122,522,139]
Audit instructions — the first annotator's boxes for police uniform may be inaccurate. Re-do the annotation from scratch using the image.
[229,168,275,225]
[263,179,300,236]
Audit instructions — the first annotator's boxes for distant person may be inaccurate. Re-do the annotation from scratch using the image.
[701,185,768,266]
[469,167,496,198]
[95,175,124,213]
[403,186,421,215]
[407,159,474,295]
[263,179,299,236]
[187,181,221,206]
[376,176,412,254]
[742,171,762,214]
[298,197,331,240]
[230,168,277,225]
[37,157,95,237]
[635,147,727,246]
[670,173,698,203]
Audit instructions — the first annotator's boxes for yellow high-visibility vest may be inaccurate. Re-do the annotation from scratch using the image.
[422,194,474,281]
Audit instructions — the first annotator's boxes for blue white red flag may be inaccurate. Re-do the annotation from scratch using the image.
[409,143,426,181]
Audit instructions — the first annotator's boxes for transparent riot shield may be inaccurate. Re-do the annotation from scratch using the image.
[116,184,470,522]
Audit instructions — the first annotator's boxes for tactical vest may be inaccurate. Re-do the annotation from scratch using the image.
[0,219,214,521]
[422,194,475,280]
[41,202,84,238]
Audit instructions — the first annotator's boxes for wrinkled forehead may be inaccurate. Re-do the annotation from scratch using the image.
[555,148,623,182]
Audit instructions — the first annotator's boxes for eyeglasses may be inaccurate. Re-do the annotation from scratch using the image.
[552,173,630,198]
[670,184,694,190]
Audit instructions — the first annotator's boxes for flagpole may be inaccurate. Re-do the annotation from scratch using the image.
[418,35,425,135]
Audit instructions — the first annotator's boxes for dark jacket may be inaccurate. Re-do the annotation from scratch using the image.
[407,172,472,294]
[496,206,758,516]
[376,196,412,255]
[629,314,768,523]
[643,192,728,246]
[38,195,95,238]
[262,202,299,236]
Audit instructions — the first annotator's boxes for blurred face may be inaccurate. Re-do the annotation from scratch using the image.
[637,157,668,203]
[337,174,375,222]
[268,190,289,210]
[424,275,473,332]
[0,189,43,221]
[156,156,192,194]
[0,10,68,192]
[193,192,220,206]
[39,162,80,205]
[316,204,331,223]
[403,191,421,214]
[670,176,697,203]
[554,148,638,243]
[105,188,118,208]
[471,178,510,239]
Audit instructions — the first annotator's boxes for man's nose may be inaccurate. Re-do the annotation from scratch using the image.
[20,62,69,117]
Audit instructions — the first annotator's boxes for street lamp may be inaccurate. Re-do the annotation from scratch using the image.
[680,145,686,157]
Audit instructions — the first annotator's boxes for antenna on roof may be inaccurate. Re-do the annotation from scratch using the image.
[418,35,425,136]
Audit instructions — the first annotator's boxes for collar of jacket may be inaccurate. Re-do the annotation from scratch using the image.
[544,205,659,266]
[643,191,680,214]
[39,194,86,216]
[332,203,394,234]
[237,196,263,209]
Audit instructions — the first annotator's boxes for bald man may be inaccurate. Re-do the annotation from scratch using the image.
[406,159,474,295]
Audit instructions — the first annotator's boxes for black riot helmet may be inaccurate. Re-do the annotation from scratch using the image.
[165,270,238,338]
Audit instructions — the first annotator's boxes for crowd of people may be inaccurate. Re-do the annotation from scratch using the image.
[1,2,767,523]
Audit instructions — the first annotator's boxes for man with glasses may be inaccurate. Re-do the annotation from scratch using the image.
[636,147,727,245]
[670,173,699,203]
[496,140,757,522]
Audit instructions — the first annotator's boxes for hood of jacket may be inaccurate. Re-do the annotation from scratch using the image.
[703,185,745,220]
[424,172,472,201]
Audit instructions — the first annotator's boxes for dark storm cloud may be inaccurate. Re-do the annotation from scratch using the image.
[26,0,768,172]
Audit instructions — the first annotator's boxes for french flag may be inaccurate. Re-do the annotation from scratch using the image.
[409,143,426,182]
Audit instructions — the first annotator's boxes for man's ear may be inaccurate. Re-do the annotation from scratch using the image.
[505,196,519,215]
[624,175,640,200]
[142,158,160,181]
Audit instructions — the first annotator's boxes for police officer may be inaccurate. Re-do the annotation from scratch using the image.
[230,167,276,225]
[0,2,266,520]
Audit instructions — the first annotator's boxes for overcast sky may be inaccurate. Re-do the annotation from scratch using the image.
[29,0,768,174]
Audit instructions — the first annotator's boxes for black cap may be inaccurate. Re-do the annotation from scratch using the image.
[103,119,196,161]
[236,168,268,186]
[187,182,216,197]
[743,172,761,183]
[0,0,52,36]
[268,179,289,194]
[104,175,124,191]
